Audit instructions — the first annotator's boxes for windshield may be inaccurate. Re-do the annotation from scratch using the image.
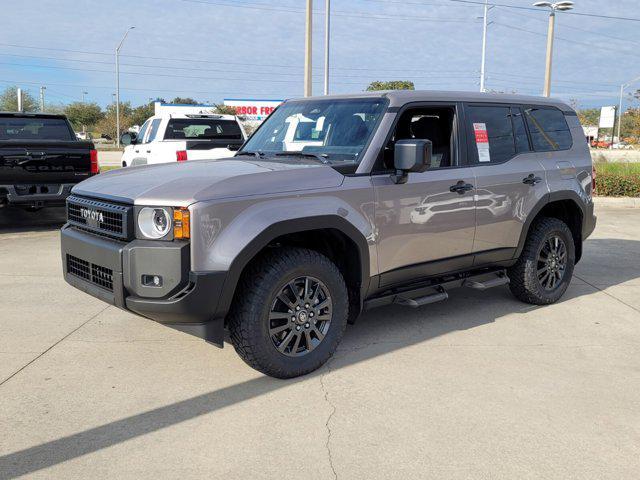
[239,98,386,164]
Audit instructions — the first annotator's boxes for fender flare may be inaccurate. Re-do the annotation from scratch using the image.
[213,215,371,320]
[514,190,587,259]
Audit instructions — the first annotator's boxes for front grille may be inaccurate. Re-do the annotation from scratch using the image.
[67,254,113,291]
[66,195,132,240]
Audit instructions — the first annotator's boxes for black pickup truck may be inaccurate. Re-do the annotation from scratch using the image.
[0,112,98,210]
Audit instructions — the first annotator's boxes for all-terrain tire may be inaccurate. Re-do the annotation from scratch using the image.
[227,247,349,378]
[508,217,575,305]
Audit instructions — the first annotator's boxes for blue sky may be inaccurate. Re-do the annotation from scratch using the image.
[2,0,639,110]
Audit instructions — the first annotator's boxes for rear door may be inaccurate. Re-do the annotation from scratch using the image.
[465,103,548,264]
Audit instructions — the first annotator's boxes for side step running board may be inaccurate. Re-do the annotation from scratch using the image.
[363,269,510,312]
[395,289,448,308]
[463,272,510,290]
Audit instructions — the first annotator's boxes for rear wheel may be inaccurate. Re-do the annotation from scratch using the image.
[228,248,348,378]
[508,217,575,305]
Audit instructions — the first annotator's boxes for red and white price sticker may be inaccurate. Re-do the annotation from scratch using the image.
[473,122,491,163]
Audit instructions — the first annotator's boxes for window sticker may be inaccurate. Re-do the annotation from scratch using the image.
[473,122,491,163]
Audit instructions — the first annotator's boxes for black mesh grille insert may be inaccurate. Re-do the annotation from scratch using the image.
[66,196,131,240]
[67,254,113,291]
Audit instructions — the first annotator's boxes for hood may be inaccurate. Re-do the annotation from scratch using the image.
[72,157,345,206]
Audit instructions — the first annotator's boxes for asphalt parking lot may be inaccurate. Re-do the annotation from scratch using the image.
[0,204,639,479]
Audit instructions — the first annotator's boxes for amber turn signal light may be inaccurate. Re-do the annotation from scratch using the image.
[173,207,190,239]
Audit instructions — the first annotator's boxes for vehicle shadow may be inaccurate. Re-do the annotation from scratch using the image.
[0,207,66,233]
[1,237,638,478]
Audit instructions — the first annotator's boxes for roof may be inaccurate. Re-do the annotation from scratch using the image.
[0,111,67,118]
[286,90,573,111]
[152,113,236,120]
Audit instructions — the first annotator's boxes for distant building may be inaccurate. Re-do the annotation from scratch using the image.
[153,101,217,116]
[583,125,598,144]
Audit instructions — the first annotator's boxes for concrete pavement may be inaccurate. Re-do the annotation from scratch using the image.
[0,205,639,479]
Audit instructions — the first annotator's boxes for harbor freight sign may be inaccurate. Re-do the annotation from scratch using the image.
[223,99,283,121]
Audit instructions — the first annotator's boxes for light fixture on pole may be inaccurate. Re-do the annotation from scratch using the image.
[617,75,640,144]
[116,26,135,147]
[532,1,574,97]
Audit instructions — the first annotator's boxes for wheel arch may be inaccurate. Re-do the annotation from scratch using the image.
[214,216,371,322]
[515,191,586,263]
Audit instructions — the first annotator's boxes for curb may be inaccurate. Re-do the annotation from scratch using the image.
[594,196,640,208]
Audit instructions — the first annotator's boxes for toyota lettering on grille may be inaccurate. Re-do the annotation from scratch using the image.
[80,207,104,224]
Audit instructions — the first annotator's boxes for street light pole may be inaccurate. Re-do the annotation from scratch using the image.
[115,26,135,147]
[542,11,555,97]
[479,0,489,92]
[617,75,640,143]
[324,0,330,95]
[533,2,574,97]
[304,0,313,97]
[82,91,88,103]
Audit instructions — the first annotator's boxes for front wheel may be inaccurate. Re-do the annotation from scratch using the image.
[508,217,575,305]
[228,248,349,378]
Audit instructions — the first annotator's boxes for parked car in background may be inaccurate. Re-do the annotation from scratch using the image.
[120,113,247,167]
[75,131,93,141]
[1,112,98,210]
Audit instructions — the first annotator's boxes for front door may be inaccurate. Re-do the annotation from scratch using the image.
[373,104,477,288]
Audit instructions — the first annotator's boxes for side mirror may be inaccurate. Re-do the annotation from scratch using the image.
[227,144,240,151]
[120,132,137,146]
[392,139,432,184]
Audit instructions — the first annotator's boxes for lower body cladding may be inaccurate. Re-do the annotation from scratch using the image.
[1,183,75,208]
[60,225,226,346]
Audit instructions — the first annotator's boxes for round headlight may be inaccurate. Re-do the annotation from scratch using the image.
[138,207,172,239]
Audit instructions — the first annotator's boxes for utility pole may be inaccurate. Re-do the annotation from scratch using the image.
[304,0,313,97]
[16,88,23,112]
[479,0,489,92]
[533,2,574,97]
[82,91,88,103]
[40,86,46,112]
[324,0,330,95]
[116,26,135,147]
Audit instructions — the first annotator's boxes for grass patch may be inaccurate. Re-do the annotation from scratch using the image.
[595,162,640,175]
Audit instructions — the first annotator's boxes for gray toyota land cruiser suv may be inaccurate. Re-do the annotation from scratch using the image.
[61,91,596,378]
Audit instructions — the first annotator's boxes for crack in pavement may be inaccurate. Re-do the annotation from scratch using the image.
[320,358,338,480]
[0,305,111,388]
[575,274,640,315]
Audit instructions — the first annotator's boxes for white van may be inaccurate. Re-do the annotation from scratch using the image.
[120,113,247,167]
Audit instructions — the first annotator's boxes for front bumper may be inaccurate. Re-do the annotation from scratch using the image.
[61,225,226,346]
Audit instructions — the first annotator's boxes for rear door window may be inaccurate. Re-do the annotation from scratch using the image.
[0,116,74,141]
[524,107,572,151]
[164,118,243,140]
[467,105,515,164]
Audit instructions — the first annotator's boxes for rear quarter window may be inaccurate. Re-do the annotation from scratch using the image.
[524,107,572,151]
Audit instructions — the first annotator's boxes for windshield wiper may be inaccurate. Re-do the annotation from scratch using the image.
[236,150,265,159]
[274,152,331,165]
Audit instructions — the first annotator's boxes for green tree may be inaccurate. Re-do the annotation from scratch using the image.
[96,102,133,140]
[620,108,640,141]
[171,97,199,105]
[366,80,415,91]
[64,102,104,131]
[212,103,238,115]
[130,101,155,126]
[576,108,600,127]
[0,86,39,112]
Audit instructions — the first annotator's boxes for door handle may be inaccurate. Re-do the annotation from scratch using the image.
[449,180,474,194]
[523,174,542,185]
[146,150,151,153]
